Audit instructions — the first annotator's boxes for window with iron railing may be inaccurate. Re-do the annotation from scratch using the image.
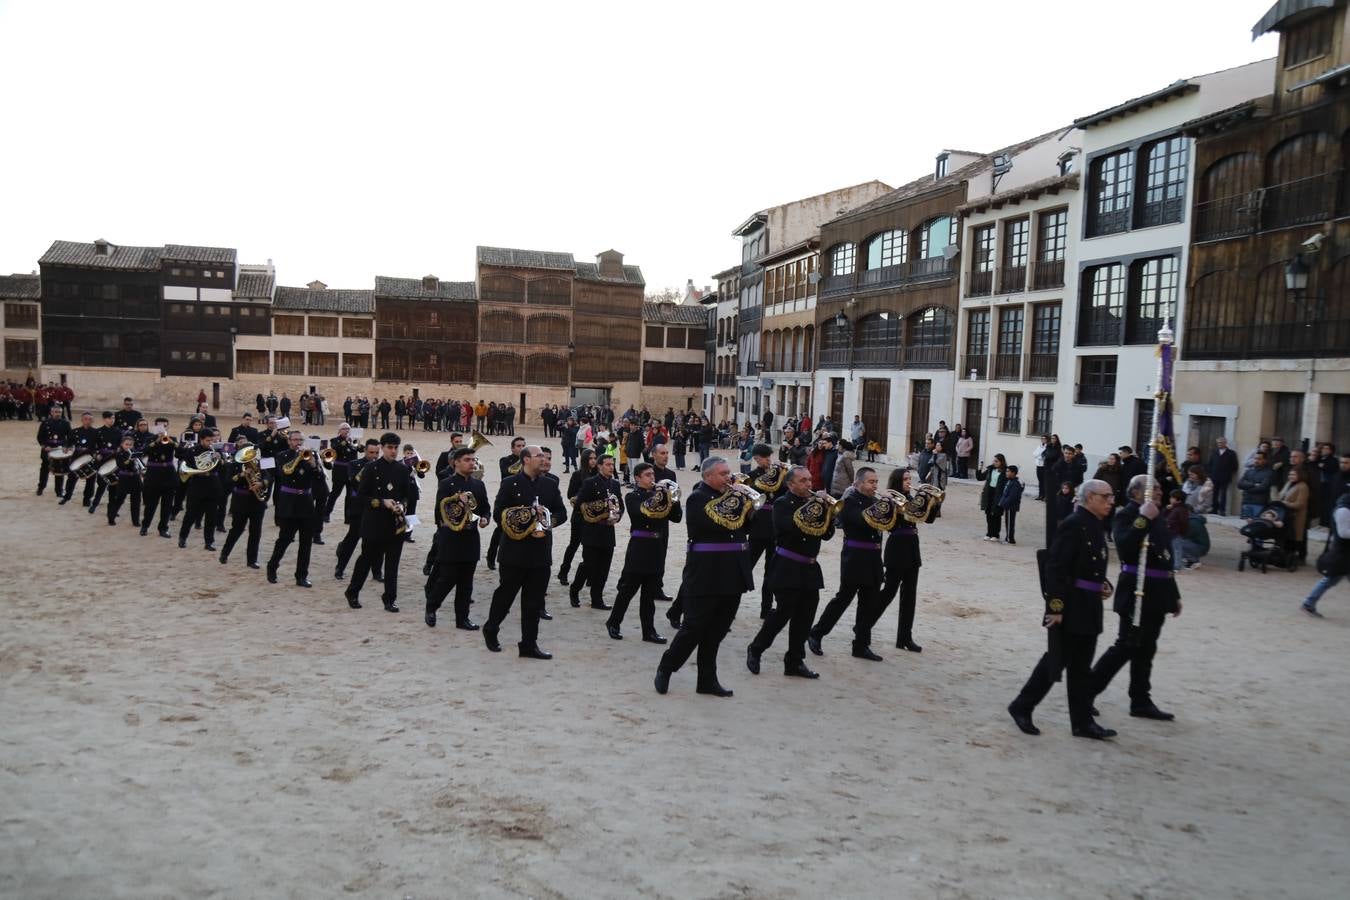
[1077,356,1116,405]
[1088,150,1133,236]
[1126,256,1178,344]
[1137,136,1188,228]
[1078,264,1124,346]
[1000,392,1022,433]
[1001,218,1029,292]
[968,224,994,297]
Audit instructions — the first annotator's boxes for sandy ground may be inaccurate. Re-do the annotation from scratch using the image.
[1,416,1347,900]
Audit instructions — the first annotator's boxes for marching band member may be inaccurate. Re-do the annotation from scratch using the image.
[605,462,678,643]
[334,440,382,581]
[431,432,465,480]
[176,429,224,551]
[747,465,836,679]
[569,453,622,611]
[105,434,142,527]
[344,432,414,612]
[219,439,268,570]
[36,404,71,497]
[654,456,755,698]
[485,436,527,570]
[172,416,208,520]
[424,446,491,630]
[60,412,98,506]
[132,418,154,452]
[807,467,899,662]
[113,396,142,431]
[227,411,260,446]
[746,445,788,618]
[482,445,568,659]
[310,442,331,547]
[323,423,358,521]
[536,446,564,621]
[874,467,925,653]
[267,430,322,587]
[140,418,177,537]
[647,443,680,603]
[85,410,121,516]
[556,448,597,586]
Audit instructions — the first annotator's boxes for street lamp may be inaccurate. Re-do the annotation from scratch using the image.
[833,310,855,379]
[1285,253,1310,299]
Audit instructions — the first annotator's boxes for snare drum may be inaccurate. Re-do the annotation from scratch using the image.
[69,454,97,480]
[47,446,74,474]
[96,457,119,486]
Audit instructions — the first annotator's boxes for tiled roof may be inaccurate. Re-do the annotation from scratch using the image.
[233,271,275,300]
[39,239,161,271]
[273,286,374,314]
[574,261,646,285]
[477,246,576,270]
[1073,81,1198,129]
[374,275,476,301]
[958,173,1081,216]
[0,273,40,299]
[162,244,237,264]
[1253,0,1334,37]
[643,302,708,325]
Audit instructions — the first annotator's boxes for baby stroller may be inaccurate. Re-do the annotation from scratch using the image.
[1238,501,1300,573]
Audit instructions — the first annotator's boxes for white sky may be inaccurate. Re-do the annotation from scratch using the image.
[0,0,1278,295]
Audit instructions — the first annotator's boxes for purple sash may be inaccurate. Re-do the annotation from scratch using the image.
[775,546,816,565]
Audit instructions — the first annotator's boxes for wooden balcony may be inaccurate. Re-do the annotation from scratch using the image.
[820,257,954,298]
[1264,171,1343,230]
[903,343,953,369]
[854,345,902,367]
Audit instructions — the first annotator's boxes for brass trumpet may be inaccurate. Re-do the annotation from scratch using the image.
[415,458,431,476]
[157,432,175,445]
[730,473,766,510]
[320,447,337,463]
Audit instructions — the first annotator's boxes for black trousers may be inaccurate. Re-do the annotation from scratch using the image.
[142,481,174,533]
[486,565,549,648]
[172,479,188,517]
[876,563,919,646]
[268,516,313,580]
[985,508,1002,538]
[486,527,502,565]
[325,471,348,516]
[748,536,776,615]
[1090,607,1168,706]
[37,456,65,494]
[350,534,403,605]
[1011,626,1099,731]
[214,493,229,532]
[573,544,614,605]
[106,480,142,525]
[222,504,265,565]
[178,496,215,547]
[811,580,881,651]
[658,592,741,686]
[608,570,660,634]
[750,588,819,666]
[335,520,383,578]
[559,521,583,575]
[1004,509,1018,542]
[426,560,477,622]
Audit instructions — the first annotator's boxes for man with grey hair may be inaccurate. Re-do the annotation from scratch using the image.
[1089,472,1182,722]
[1008,478,1117,739]
[655,456,754,697]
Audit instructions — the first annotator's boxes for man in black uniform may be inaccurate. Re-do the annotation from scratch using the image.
[140,419,178,536]
[654,457,754,697]
[875,468,924,652]
[85,410,122,515]
[606,462,678,642]
[267,430,323,587]
[432,432,466,480]
[648,443,680,603]
[334,440,381,580]
[105,434,142,527]
[227,412,261,446]
[482,446,568,659]
[36,404,71,497]
[425,446,491,629]
[807,467,899,661]
[61,412,99,506]
[345,432,414,612]
[176,430,225,551]
[557,448,597,586]
[323,422,358,520]
[747,465,836,679]
[1089,473,1183,721]
[1008,479,1117,739]
[485,436,527,570]
[746,445,788,618]
[113,397,142,432]
[219,439,267,570]
[536,446,564,622]
[570,454,622,610]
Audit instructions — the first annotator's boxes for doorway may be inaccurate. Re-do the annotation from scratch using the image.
[963,397,982,467]
[520,392,527,417]
[1190,415,1227,460]
[861,378,891,453]
[212,382,220,410]
[908,379,931,454]
[829,377,844,428]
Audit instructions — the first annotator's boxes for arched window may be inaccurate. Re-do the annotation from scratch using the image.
[1184,269,1243,359]
[1251,262,1310,356]
[480,351,524,383]
[905,307,954,368]
[803,324,815,370]
[480,274,525,303]
[864,229,907,270]
[1266,132,1337,226]
[525,314,569,345]
[829,242,856,276]
[377,347,408,381]
[919,217,955,259]
[527,277,571,306]
[855,312,902,366]
[482,310,524,343]
[1196,152,1261,240]
[525,353,568,385]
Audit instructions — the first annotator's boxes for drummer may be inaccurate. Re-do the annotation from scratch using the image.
[61,412,100,507]
[36,404,72,497]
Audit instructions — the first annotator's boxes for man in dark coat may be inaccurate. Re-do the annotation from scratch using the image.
[569,454,622,610]
[266,430,322,587]
[606,462,679,642]
[425,446,491,629]
[344,432,413,612]
[1206,436,1238,515]
[36,404,71,497]
[1008,479,1117,739]
[176,430,225,551]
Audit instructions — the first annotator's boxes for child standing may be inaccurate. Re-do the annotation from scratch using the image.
[999,464,1024,544]
[1166,488,1190,571]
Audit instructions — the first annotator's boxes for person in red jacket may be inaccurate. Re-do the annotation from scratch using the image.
[806,440,827,491]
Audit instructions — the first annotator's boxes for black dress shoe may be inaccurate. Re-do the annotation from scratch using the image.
[807,634,824,656]
[785,661,820,679]
[178,539,188,549]
[519,645,552,660]
[425,612,436,627]
[204,543,216,552]
[607,624,623,640]
[557,571,570,586]
[898,640,923,653]
[139,527,149,536]
[59,496,71,505]
[696,683,734,698]
[642,632,667,644]
[334,568,345,580]
[371,572,384,583]
[666,611,681,629]
[383,601,399,613]
[1130,704,1175,721]
[569,592,581,608]
[35,487,43,496]
[483,628,501,652]
[852,647,883,662]
[654,669,671,694]
[1008,703,1040,736]
[312,537,325,546]
[219,552,228,564]
[247,562,260,569]
[158,530,171,538]
[746,646,763,674]
[656,595,672,603]
[345,591,361,609]
[1072,723,1118,740]
[456,619,479,631]
[591,601,612,611]
[295,578,312,588]
[266,567,278,584]
[107,518,116,526]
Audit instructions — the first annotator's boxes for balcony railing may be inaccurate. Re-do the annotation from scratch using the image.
[821,257,954,297]
[275,362,305,377]
[309,362,338,378]
[1077,383,1115,406]
[715,374,735,387]
[1194,193,1260,241]
[961,353,988,380]
[1026,352,1059,381]
[376,366,407,381]
[1185,319,1350,360]
[1136,196,1185,228]
[999,416,1021,433]
[860,263,907,289]
[377,324,409,340]
[903,343,953,368]
[992,352,1022,380]
[909,256,954,282]
[999,265,1027,293]
[1087,206,1131,238]
[1078,313,1122,347]
[818,347,850,368]
[967,270,993,297]
[1029,417,1053,436]
[854,345,902,367]
[1032,259,1064,290]
[1264,171,1342,230]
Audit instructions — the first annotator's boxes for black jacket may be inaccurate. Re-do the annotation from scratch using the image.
[356,457,413,540]
[433,472,491,563]
[621,486,681,575]
[499,452,523,479]
[37,417,71,449]
[228,425,261,445]
[1207,447,1238,483]
[746,464,788,543]
[493,472,568,569]
[271,450,323,519]
[768,493,835,591]
[178,445,225,500]
[577,474,622,547]
[113,409,142,431]
[837,490,893,587]
[1112,501,1181,617]
[1043,506,1108,636]
[681,481,754,595]
[884,518,922,573]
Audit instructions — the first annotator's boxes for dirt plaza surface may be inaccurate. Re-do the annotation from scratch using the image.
[1,418,1346,899]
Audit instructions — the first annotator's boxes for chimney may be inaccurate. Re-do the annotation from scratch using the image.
[93,238,111,256]
[422,274,439,293]
[307,279,327,290]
